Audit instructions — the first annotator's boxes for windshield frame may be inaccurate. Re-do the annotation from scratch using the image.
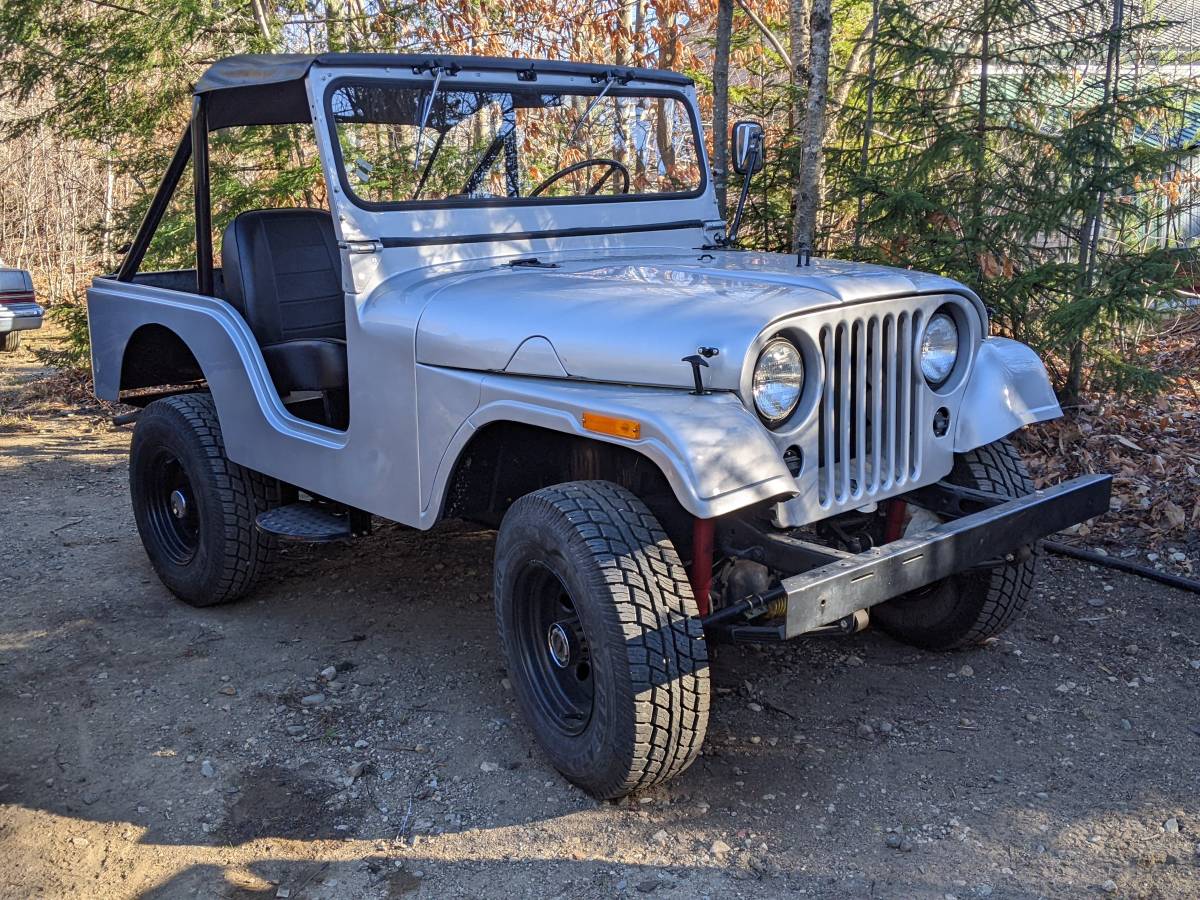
[322,74,709,213]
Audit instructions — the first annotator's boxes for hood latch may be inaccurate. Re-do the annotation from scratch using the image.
[682,347,719,395]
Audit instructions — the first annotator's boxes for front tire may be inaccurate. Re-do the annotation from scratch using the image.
[873,439,1039,650]
[130,393,279,606]
[494,481,709,799]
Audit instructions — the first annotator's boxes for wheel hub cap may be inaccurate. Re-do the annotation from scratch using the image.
[547,622,572,668]
[169,489,189,520]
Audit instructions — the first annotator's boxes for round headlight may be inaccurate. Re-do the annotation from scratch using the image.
[753,339,803,425]
[919,313,959,385]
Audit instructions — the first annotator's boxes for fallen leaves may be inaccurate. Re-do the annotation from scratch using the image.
[1160,500,1187,530]
[1015,309,1200,575]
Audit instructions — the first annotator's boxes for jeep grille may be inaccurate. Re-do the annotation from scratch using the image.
[816,310,923,507]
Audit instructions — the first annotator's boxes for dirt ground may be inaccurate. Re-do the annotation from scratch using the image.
[2,331,1198,899]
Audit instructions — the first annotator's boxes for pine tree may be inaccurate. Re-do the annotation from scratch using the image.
[829,0,1197,400]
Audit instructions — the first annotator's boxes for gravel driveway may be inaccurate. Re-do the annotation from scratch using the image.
[2,339,1198,899]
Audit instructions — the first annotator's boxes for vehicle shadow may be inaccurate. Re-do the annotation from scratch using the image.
[2,515,1198,898]
[136,852,960,898]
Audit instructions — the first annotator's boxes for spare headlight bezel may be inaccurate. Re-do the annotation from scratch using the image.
[918,310,960,387]
[752,337,805,427]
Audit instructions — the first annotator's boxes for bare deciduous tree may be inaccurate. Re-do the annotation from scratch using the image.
[794,0,831,251]
[712,0,735,213]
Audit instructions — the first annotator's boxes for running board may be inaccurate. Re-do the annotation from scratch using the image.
[255,503,370,542]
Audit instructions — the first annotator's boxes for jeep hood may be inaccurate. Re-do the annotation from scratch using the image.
[414,251,978,391]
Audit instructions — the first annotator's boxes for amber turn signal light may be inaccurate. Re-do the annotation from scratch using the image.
[582,412,641,440]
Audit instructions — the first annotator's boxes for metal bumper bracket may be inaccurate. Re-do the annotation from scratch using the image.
[781,473,1112,638]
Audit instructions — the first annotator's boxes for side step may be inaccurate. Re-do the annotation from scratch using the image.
[255,502,369,543]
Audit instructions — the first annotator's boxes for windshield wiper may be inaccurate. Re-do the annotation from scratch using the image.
[507,257,560,269]
[413,65,447,170]
[565,71,629,148]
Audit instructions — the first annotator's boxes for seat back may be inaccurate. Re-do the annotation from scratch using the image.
[220,208,345,345]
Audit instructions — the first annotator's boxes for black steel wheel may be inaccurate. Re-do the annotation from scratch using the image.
[141,447,200,566]
[511,563,595,736]
[130,393,279,607]
[494,480,709,800]
[873,438,1039,650]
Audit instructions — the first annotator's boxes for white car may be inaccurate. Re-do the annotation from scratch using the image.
[0,267,42,352]
[86,53,1111,799]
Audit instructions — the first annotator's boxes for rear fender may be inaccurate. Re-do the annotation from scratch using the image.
[87,277,347,459]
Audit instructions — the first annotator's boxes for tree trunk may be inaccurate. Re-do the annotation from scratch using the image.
[1065,0,1125,405]
[788,0,810,117]
[615,0,642,174]
[831,22,875,110]
[789,0,810,248]
[250,0,272,42]
[713,0,734,214]
[655,15,679,177]
[853,0,880,250]
[795,0,832,251]
[325,0,346,52]
[736,0,792,68]
[101,149,114,266]
[969,0,991,287]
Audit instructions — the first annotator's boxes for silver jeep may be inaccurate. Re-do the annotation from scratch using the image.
[88,53,1110,799]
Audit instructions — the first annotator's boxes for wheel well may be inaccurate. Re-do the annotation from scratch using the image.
[120,324,205,396]
[442,421,692,553]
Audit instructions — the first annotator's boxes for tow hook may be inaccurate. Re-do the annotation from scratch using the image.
[804,608,870,637]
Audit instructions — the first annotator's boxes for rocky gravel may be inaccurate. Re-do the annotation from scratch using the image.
[1,341,1198,898]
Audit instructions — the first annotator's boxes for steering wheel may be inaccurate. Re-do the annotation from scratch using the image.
[529,158,630,197]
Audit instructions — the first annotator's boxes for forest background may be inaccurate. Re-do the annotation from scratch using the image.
[0,0,1197,564]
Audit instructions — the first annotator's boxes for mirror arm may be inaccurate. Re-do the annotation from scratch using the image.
[726,138,761,246]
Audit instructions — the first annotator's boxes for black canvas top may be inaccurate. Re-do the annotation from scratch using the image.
[195,53,693,129]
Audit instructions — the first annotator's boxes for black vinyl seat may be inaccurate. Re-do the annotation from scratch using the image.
[221,208,348,426]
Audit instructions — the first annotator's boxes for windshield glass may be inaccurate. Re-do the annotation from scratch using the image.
[328,80,703,206]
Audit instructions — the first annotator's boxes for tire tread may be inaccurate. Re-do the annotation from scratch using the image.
[133,393,277,606]
[874,438,1039,650]
[499,480,709,798]
[951,438,1039,646]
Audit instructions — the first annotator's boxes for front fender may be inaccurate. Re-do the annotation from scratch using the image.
[953,337,1062,452]
[427,374,797,521]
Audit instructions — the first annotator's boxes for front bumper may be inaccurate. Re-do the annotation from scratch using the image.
[0,301,45,334]
[711,473,1112,641]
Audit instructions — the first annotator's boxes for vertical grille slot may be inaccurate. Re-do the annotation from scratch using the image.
[817,307,922,508]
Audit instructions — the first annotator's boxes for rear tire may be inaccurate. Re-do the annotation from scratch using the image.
[129,393,279,606]
[1,331,20,352]
[873,439,1039,650]
[494,481,709,799]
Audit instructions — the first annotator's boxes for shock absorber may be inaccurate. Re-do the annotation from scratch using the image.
[689,517,714,616]
[883,498,907,543]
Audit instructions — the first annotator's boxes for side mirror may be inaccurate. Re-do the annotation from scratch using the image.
[726,121,764,244]
[731,120,764,176]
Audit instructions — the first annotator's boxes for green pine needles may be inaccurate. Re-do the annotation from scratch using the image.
[829,0,1198,402]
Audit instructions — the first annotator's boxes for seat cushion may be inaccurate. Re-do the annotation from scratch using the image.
[261,338,348,394]
[221,208,345,345]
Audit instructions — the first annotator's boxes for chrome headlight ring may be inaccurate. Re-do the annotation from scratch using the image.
[752,338,804,426]
[919,312,959,386]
